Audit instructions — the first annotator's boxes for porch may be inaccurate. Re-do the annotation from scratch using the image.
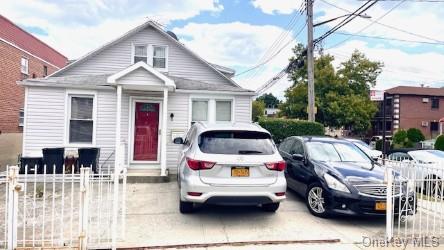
[110,62,176,176]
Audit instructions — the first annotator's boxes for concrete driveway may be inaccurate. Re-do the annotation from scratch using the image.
[120,181,387,249]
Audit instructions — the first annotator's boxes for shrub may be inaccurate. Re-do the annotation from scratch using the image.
[375,139,383,151]
[252,100,265,122]
[393,129,408,145]
[435,135,444,151]
[258,117,324,143]
[407,128,425,143]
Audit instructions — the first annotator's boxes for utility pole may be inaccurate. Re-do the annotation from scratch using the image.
[306,0,315,122]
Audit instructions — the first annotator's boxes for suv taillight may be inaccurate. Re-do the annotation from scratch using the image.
[186,157,216,170]
[265,161,286,171]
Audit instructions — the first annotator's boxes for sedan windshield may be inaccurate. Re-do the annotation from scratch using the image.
[410,150,444,164]
[306,141,371,163]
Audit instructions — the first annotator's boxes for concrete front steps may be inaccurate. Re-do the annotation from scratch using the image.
[126,168,175,183]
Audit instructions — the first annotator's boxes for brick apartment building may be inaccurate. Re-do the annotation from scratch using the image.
[0,15,67,167]
[372,86,444,139]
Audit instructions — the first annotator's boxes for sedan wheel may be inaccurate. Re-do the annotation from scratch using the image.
[306,183,328,217]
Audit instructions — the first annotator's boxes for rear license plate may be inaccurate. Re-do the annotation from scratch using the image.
[231,167,249,177]
[375,202,386,211]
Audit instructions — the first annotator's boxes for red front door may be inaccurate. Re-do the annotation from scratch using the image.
[133,102,160,161]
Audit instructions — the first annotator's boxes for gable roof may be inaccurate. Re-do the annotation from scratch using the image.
[107,61,175,89]
[51,20,241,87]
[0,15,67,68]
[386,86,444,97]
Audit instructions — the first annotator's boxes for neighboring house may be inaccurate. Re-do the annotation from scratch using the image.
[371,86,444,139]
[264,106,279,117]
[19,21,254,176]
[0,15,67,168]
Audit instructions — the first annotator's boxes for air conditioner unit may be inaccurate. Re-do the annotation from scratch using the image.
[422,98,429,103]
[421,121,428,127]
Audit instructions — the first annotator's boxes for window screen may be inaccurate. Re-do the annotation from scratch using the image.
[216,101,232,121]
[192,100,208,122]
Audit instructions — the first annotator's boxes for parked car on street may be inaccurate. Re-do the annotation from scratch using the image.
[387,149,444,196]
[279,136,415,217]
[343,138,382,159]
[174,122,286,213]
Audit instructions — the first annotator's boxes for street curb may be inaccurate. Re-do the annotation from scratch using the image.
[118,239,341,249]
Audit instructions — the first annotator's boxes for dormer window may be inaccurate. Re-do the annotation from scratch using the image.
[134,45,148,63]
[132,44,168,71]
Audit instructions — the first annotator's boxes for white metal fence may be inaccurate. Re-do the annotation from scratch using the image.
[383,158,444,242]
[0,164,127,249]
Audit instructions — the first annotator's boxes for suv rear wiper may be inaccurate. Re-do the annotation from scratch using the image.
[238,150,263,154]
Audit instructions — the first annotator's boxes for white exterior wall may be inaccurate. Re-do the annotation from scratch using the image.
[24,86,252,173]
[57,26,232,86]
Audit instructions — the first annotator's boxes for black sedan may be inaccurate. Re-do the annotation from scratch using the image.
[279,136,415,217]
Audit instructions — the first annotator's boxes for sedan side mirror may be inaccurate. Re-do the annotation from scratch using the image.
[292,153,304,161]
[173,137,184,144]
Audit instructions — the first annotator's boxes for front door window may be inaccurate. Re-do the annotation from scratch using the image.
[133,102,160,161]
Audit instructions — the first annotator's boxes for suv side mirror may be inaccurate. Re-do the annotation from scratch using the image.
[173,137,184,144]
[292,153,304,161]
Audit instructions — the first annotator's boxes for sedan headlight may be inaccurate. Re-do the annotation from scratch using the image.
[324,173,350,193]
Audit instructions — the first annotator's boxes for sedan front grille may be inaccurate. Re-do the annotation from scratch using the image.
[354,184,401,198]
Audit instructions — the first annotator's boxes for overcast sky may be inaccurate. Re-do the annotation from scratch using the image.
[2,0,444,99]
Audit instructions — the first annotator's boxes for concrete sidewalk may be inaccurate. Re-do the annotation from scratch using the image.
[119,182,388,249]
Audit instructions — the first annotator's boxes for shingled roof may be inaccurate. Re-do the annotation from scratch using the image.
[386,86,444,96]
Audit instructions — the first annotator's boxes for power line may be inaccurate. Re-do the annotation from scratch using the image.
[235,22,307,77]
[314,1,377,45]
[326,0,407,49]
[319,0,444,43]
[334,32,444,45]
[237,4,306,79]
[357,0,444,2]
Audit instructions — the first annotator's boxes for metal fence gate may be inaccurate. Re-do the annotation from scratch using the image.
[384,158,444,245]
[0,164,127,249]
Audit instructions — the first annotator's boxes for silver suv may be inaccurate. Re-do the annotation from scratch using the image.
[173,122,286,213]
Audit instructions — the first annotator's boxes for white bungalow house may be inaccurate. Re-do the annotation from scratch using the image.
[19,21,254,176]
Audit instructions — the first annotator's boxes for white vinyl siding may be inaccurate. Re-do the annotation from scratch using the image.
[23,86,251,174]
[58,26,231,85]
[23,87,66,155]
[235,95,252,123]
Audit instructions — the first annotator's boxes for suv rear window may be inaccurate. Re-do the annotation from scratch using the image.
[198,130,275,155]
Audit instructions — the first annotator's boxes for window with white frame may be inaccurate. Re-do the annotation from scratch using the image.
[21,57,28,74]
[69,95,94,143]
[191,100,208,123]
[216,100,232,122]
[134,45,148,63]
[191,98,233,124]
[18,108,24,127]
[152,46,167,70]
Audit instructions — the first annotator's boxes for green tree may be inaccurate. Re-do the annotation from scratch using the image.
[280,45,382,135]
[435,135,444,151]
[407,128,425,143]
[252,100,265,122]
[256,93,280,108]
[393,129,408,148]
